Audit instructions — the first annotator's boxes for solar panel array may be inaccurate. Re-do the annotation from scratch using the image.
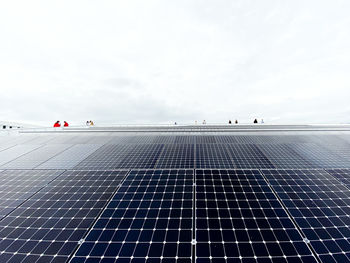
[1,129,350,262]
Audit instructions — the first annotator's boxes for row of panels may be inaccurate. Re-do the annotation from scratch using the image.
[1,142,350,170]
[2,134,350,145]
[1,169,350,263]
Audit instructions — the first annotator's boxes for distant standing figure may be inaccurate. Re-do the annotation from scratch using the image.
[229,120,232,124]
[254,119,258,124]
[202,120,206,124]
[174,122,177,125]
[90,120,94,126]
[86,121,90,126]
[53,121,61,127]
[63,121,69,127]
[235,119,238,124]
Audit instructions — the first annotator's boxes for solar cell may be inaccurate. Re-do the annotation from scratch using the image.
[196,169,318,263]
[262,169,350,263]
[71,169,193,263]
[0,170,128,263]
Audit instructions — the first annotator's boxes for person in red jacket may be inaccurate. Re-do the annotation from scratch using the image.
[63,121,69,127]
[53,121,61,127]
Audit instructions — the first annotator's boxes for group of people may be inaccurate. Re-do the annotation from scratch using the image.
[53,121,69,127]
[86,120,94,126]
[228,119,264,124]
[53,120,95,127]
[228,120,239,124]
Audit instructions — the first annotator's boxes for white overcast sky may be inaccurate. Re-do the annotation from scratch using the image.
[1,0,350,126]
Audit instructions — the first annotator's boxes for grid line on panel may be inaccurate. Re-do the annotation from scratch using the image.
[262,169,350,263]
[0,170,65,221]
[195,169,318,263]
[70,169,194,263]
[0,170,128,263]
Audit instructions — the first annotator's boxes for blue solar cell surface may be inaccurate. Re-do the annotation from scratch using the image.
[195,169,317,263]
[71,170,193,263]
[1,131,350,263]
[262,169,350,263]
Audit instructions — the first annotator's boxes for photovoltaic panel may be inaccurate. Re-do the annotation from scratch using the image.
[1,144,72,169]
[196,144,235,168]
[108,136,135,144]
[0,145,43,166]
[115,145,164,169]
[326,169,350,188]
[195,169,318,263]
[319,143,350,163]
[288,143,350,168]
[196,136,217,144]
[36,144,102,169]
[0,170,127,263]
[50,135,81,144]
[73,145,133,170]
[226,144,275,169]
[153,136,176,144]
[258,144,314,169]
[174,136,195,144]
[155,144,194,169]
[128,136,157,144]
[21,135,58,145]
[75,135,112,145]
[215,136,238,144]
[262,169,350,263]
[0,170,64,220]
[234,136,256,144]
[71,169,193,263]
